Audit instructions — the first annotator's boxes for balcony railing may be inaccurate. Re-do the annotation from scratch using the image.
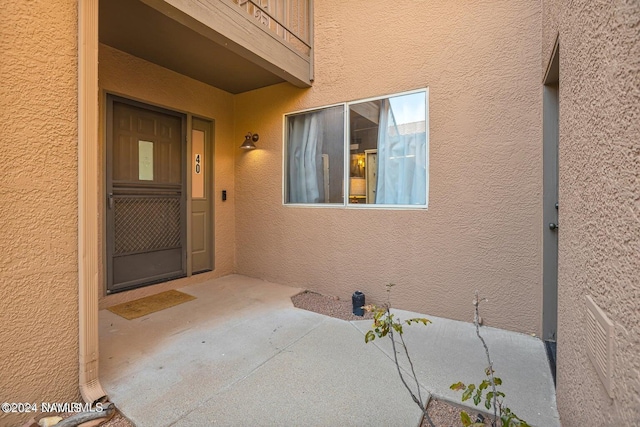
[232,0,312,59]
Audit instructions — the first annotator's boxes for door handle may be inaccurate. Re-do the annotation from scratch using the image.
[108,193,114,210]
[549,223,558,230]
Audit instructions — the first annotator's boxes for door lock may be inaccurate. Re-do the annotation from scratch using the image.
[549,223,558,230]
[108,193,114,210]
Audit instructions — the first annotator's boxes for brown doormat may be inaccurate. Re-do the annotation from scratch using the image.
[107,290,196,320]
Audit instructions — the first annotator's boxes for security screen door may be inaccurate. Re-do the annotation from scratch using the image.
[106,96,187,293]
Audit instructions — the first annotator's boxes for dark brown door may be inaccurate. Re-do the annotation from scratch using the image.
[106,96,186,293]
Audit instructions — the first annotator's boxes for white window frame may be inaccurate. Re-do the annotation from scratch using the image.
[282,88,429,210]
[281,102,346,208]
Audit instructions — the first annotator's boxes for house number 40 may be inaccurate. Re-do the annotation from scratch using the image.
[195,154,201,174]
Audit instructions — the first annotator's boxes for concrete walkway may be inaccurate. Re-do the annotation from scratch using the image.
[99,275,560,426]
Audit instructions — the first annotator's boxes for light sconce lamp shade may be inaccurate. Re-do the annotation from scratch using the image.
[350,177,366,196]
[241,132,259,149]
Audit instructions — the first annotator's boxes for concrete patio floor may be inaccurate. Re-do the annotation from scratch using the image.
[99,275,561,426]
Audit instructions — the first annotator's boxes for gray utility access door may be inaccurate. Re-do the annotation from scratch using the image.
[543,44,559,342]
[106,96,187,293]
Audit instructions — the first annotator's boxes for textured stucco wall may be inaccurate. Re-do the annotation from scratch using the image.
[97,45,237,308]
[543,1,640,425]
[0,1,81,425]
[234,0,543,334]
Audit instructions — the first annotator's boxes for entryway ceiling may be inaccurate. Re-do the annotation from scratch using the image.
[99,0,286,94]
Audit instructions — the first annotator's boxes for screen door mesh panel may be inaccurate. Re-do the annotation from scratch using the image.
[114,196,181,255]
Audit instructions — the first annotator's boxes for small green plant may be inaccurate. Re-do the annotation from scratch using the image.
[363,284,435,427]
[449,291,530,427]
[364,286,531,427]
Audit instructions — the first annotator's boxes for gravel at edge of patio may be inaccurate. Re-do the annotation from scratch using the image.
[291,290,375,321]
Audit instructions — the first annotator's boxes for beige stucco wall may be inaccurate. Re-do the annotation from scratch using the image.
[0,1,81,425]
[543,1,640,425]
[97,44,237,308]
[234,1,543,334]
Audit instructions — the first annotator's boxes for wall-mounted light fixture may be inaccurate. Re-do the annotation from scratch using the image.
[240,132,259,150]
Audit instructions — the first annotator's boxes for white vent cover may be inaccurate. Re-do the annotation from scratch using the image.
[585,295,615,398]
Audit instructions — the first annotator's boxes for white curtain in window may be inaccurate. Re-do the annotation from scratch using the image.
[375,99,427,205]
[288,113,323,203]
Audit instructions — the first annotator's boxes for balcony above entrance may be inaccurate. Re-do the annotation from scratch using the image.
[100,0,313,94]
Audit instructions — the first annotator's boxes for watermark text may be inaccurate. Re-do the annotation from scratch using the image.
[1,402,104,414]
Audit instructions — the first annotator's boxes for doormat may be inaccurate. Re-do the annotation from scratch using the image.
[107,290,196,320]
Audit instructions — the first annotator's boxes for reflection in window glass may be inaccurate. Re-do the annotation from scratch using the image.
[285,106,345,204]
[349,92,427,205]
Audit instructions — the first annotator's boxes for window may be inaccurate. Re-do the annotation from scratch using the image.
[284,89,428,208]
[285,105,345,204]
